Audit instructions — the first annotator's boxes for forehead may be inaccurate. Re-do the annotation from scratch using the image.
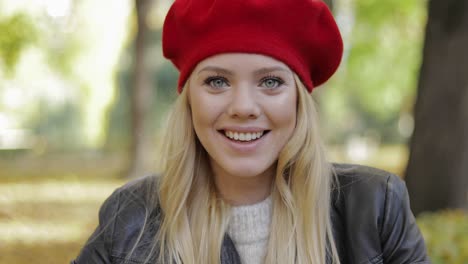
[193,53,293,75]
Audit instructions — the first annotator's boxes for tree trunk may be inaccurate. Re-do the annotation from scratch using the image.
[127,0,153,178]
[405,0,468,215]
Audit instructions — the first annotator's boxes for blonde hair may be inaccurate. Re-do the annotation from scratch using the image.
[142,74,340,263]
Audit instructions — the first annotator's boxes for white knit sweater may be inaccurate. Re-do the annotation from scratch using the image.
[227,196,272,264]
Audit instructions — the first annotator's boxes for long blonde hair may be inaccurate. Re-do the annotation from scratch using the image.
[151,74,340,263]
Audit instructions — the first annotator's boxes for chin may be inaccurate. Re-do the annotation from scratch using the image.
[219,159,276,179]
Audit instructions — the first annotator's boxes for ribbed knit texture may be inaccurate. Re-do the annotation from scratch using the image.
[227,196,272,264]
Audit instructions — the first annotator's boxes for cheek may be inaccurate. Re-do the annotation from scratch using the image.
[279,106,297,137]
[271,94,297,134]
[191,103,210,136]
[189,93,224,139]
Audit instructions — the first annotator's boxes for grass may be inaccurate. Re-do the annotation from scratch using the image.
[0,152,126,264]
[0,179,124,263]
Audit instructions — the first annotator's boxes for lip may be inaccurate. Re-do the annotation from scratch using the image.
[217,128,269,153]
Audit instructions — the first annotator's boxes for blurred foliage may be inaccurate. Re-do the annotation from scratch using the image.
[0,0,132,150]
[0,13,37,75]
[349,0,425,119]
[417,210,468,264]
[322,0,426,144]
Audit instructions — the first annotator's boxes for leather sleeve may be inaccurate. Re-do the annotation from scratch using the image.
[381,175,431,263]
[71,187,122,264]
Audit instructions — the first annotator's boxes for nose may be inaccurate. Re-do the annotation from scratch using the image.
[226,85,261,119]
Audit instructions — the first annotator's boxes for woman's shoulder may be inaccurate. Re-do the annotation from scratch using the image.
[117,174,159,201]
[91,174,160,261]
[101,174,160,217]
[332,162,406,198]
[330,163,430,263]
[103,173,161,228]
[330,162,409,228]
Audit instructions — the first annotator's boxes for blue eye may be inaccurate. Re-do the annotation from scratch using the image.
[204,76,229,89]
[261,76,284,89]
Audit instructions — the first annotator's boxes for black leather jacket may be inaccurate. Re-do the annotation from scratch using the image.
[72,163,430,264]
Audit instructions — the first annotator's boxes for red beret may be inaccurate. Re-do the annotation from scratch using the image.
[162,0,343,93]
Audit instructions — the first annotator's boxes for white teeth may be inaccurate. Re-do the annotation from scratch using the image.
[239,133,245,141]
[223,131,265,142]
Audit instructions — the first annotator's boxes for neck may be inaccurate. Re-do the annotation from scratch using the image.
[211,164,275,206]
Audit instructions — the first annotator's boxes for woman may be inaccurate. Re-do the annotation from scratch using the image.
[73,0,430,263]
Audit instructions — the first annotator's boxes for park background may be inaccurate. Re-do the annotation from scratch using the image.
[0,0,467,263]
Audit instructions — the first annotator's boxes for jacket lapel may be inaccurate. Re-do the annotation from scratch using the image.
[220,234,242,264]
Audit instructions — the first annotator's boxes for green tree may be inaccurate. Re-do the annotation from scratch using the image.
[0,13,36,75]
[322,0,426,144]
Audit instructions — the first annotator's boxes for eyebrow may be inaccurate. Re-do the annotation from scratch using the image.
[197,66,234,75]
[197,66,291,76]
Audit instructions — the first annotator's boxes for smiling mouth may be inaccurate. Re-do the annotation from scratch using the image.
[219,130,270,142]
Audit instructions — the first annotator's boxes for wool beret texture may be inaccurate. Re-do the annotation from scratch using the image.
[162,0,343,93]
